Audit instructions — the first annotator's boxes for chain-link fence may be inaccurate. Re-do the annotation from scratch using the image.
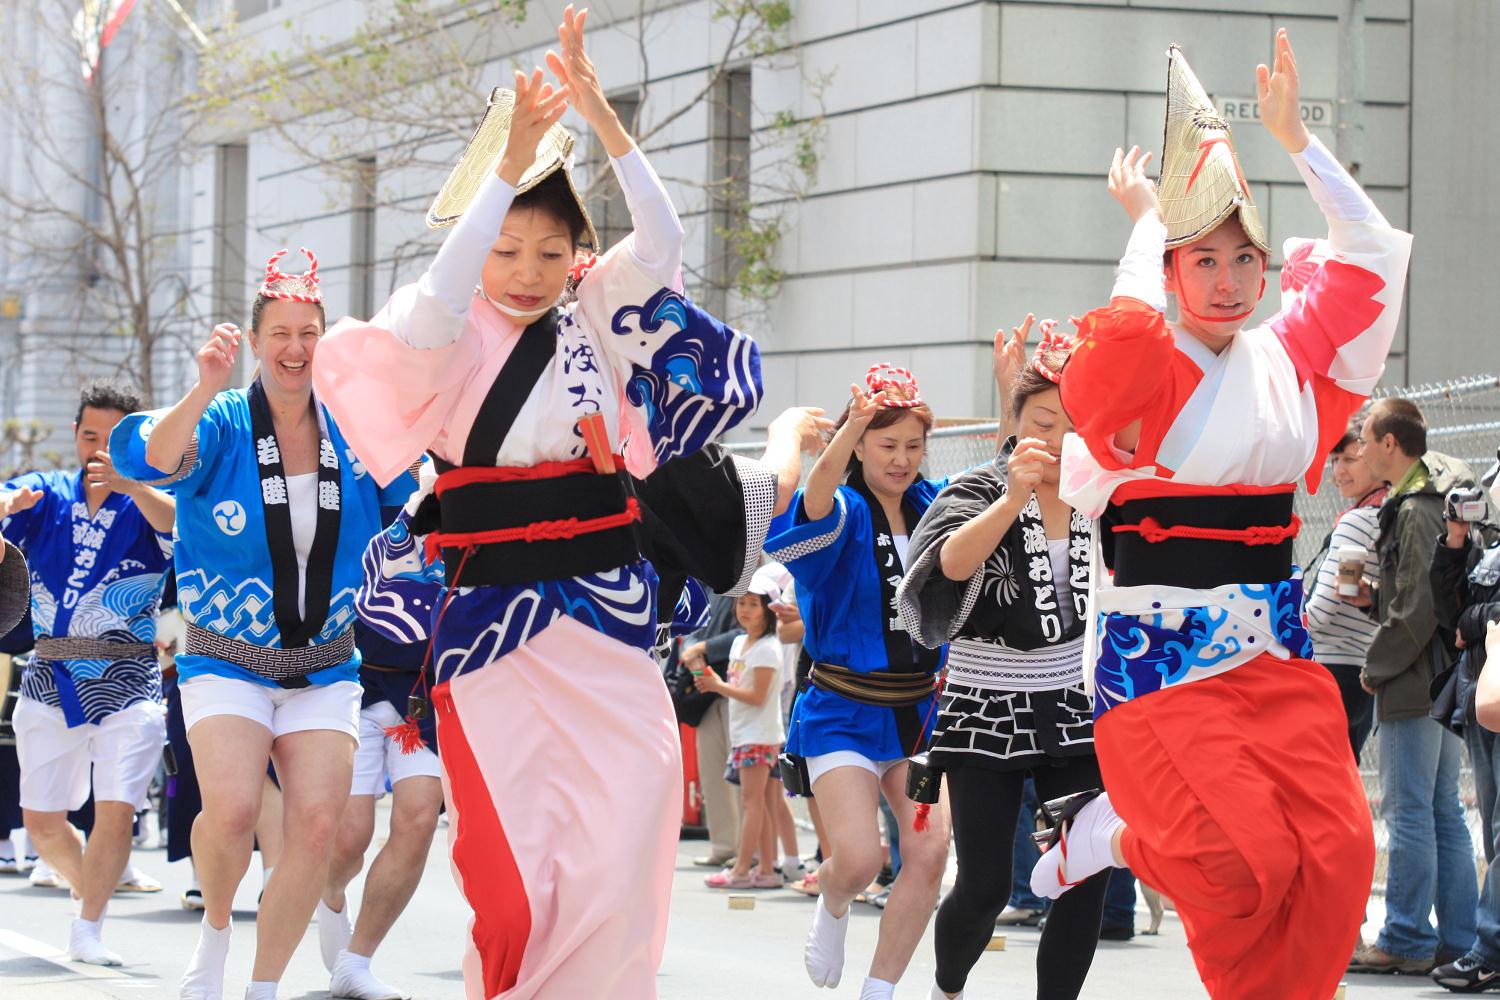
[735,374,1500,893]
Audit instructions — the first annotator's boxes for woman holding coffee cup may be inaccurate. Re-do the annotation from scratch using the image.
[1305,418,1387,760]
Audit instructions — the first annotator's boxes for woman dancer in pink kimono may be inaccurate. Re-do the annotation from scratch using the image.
[312,9,762,998]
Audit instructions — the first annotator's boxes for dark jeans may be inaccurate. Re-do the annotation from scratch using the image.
[1103,866,1137,930]
[1322,661,1376,762]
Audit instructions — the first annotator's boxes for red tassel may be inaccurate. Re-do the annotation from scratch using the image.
[913,802,932,833]
[384,719,427,755]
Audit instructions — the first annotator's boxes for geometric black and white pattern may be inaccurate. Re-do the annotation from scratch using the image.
[928,679,1094,771]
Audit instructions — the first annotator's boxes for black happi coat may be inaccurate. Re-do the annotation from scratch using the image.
[898,446,1096,771]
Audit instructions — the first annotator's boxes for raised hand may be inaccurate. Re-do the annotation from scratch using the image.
[768,405,835,456]
[845,384,887,434]
[546,5,633,158]
[995,314,1032,399]
[1005,437,1057,502]
[197,323,241,396]
[1257,28,1310,154]
[0,486,43,521]
[1107,145,1158,223]
[497,67,570,186]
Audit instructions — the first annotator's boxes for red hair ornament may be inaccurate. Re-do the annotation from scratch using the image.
[259,247,322,304]
[865,363,925,408]
[1029,320,1073,384]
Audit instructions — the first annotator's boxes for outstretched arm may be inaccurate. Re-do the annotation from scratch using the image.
[1058,146,1175,455]
[145,323,238,477]
[398,69,569,349]
[802,386,883,522]
[548,5,682,279]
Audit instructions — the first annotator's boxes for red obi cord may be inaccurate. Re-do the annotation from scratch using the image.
[1112,513,1301,547]
[424,457,638,563]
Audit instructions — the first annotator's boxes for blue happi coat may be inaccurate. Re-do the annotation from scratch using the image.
[111,390,413,688]
[1,469,171,725]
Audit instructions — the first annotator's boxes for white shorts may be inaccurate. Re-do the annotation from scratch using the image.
[180,675,361,741]
[351,701,442,797]
[14,698,166,813]
[807,750,905,789]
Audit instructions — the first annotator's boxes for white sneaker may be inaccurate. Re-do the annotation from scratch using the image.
[330,951,410,1000]
[0,837,16,873]
[67,918,123,966]
[316,898,353,973]
[180,917,231,1000]
[117,863,163,892]
[29,858,64,889]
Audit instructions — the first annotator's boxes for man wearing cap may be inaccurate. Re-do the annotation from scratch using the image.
[1030,29,1412,1000]
[0,377,175,967]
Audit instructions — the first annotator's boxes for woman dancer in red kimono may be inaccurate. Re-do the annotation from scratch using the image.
[1029,30,1411,1000]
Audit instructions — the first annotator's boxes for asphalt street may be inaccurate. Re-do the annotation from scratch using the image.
[0,807,1450,998]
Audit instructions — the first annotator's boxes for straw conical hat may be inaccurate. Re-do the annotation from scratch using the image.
[427,87,599,249]
[1158,45,1269,254]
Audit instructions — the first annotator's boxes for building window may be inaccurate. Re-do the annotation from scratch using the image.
[236,0,281,18]
[211,144,248,381]
[588,92,640,255]
[349,157,377,320]
[705,67,751,317]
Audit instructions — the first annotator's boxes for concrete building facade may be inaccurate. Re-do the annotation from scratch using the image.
[3,0,1496,460]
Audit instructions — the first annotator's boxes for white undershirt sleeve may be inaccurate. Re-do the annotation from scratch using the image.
[609,146,684,284]
[392,171,518,349]
[1110,209,1168,312]
[1291,134,1385,227]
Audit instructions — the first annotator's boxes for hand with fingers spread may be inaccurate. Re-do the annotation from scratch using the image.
[497,67,571,187]
[198,323,242,396]
[995,314,1032,403]
[546,4,633,158]
[0,486,43,521]
[844,384,887,435]
[1107,145,1159,223]
[1257,28,1310,154]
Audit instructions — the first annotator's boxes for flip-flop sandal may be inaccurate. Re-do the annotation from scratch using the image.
[750,871,783,889]
[788,873,821,896]
[704,868,755,890]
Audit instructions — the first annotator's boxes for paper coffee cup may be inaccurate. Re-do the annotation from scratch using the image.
[1336,546,1368,596]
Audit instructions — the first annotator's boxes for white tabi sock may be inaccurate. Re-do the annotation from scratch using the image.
[930,981,964,1000]
[67,917,123,966]
[859,976,896,1000]
[316,897,353,972]
[244,982,277,1000]
[1030,791,1125,901]
[804,894,849,989]
[330,950,410,1000]
[180,916,232,1000]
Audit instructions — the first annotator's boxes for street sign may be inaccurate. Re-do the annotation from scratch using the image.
[1215,96,1336,129]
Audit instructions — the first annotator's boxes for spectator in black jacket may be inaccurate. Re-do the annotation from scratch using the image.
[1429,448,1500,992]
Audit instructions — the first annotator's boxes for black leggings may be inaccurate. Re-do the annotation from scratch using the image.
[934,757,1110,998]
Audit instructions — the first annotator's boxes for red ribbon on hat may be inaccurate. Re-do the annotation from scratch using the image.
[259,247,322,304]
[865,363,924,408]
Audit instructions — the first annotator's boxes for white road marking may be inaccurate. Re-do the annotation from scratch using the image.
[0,927,131,980]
